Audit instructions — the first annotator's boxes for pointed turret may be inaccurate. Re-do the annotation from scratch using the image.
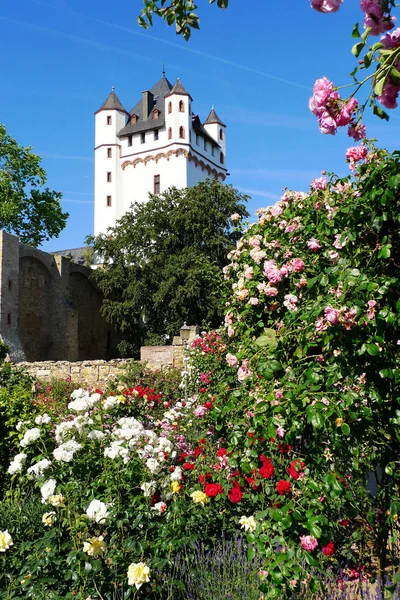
[95,88,128,114]
[166,78,193,100]
[204,107,226,127]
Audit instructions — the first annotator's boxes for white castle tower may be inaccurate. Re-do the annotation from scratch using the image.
[94,74,228,236]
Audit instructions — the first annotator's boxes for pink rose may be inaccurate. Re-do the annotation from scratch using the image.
[291,258,305,273]
[300,535,318,551]
[226,353,239,367]
[324,306,340,325]
[237,361,253,382]
[311,177,328,191]
[307,238,321,252]
[311,0,343,13]
[194,406,208,418]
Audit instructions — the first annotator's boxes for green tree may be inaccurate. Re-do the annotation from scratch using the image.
[0,123,68,246]
[89,179,249,356]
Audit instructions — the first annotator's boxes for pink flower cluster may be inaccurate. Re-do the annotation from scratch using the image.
[237,360,253,382]
[300,535,319,551]
[311,0,343,12]
[345,145,368,171]
[309,77,365,139]
[316,305,358,332]
[361,0,395,36]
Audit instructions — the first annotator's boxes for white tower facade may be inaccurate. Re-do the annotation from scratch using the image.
[94,76,228,236]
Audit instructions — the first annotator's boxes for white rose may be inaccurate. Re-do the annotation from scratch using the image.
[41,479,57,503]
[86,499,110,524]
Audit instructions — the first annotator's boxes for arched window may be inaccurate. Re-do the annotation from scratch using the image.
[179,100,185,112]
[168,102,172,114]
[179,126,185,139]
[219,128,224,140]
[220,152,224,164]
[168,127,172,140]
[152,109,159,120]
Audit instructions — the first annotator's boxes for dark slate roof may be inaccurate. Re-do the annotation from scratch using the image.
[95,89,127,114]
[51,247,93,266]
[204,107,226,127]
[192,115,220,148]
[165,78,193,100]
[117,75,173,137]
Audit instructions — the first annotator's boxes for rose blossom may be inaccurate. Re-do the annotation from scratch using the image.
[204,483,223,497]
[276,480,291,495]
[237,361,252,382]
[311,0,343,12]
[276,425,286,438]
[321,541,335,556]
[307,238,321,252]
[194,406,208,418]
[324,306,340,325]
[311,177,328,191]
[226,353,238,367]
[290,258,305,273]
[300,535,318,551]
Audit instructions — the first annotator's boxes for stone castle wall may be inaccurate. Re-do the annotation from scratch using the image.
[0,231,118,362]
[19,359,134,387]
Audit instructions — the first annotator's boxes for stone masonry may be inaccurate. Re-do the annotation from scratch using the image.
[0,230,118,362]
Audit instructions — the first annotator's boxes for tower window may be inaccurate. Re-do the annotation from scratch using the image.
[196,134,200,145]
[107,172,112,182]
[128,136,132,147]
[179,100,185,112]
[107,147,112,158]
[204,140,208,152]
[152,109,159,120]
[168,127,172,140]
[131,114,137,124]
[7,313,11,326]
[154,174,160,194]
[220,152,224,164]
[141,132,146,144]
[220,128,224,140]
[106,195,112,207]
[179,126,185,139]
[154,129,159,141]
[168,102,172,114]
[107,115,112,125]
[8,280,12,291]
[212,146,215,157]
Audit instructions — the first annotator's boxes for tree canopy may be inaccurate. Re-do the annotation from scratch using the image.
[89,179,249,356]
[0,124,68,246]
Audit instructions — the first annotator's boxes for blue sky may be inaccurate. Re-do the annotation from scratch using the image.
[0,0,399,252]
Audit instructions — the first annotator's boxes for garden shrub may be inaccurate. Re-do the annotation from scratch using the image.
[1,145,399,599]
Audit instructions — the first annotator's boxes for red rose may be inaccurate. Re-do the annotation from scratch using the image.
[278,444,292,454]
[228,484,242,503]
[259,460,274,479]
[169,466,175,472]
[193,447,203,457]
[276,480,291,495]
[198,438,207,445]
[339,519,349,527]
[217,448,227,457]
[183,463,195,471]
[199,387,207,393]
[204,401,213,409]
[178,453,190,462]
[288,460,305,480]
[321,542,335,556]
[198,473,212,484]
[204,483,224,497]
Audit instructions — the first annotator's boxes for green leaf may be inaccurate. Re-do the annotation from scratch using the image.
[366,343,380,356]
[341,423,351,435]
[352,22,360,38]
[309,523,322,538]
[247,546,256,561]
[352,42,364,57]
[378,245,391,259]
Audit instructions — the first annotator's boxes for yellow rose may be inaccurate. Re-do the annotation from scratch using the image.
[239,515,257,533]
[127,562,151,589]
[83,536,107,557]
[0,530,13,552]
[170,481,181,494]
[116,395,126,404]
[48,494,65,507]
[190,490,209,505]
[335,418,343,427]
[42,512,57,527]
